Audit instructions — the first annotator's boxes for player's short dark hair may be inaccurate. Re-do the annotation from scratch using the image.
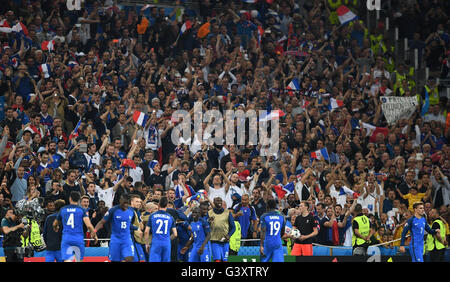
[413,201,424,210]
[159,196,169,208]
[70,191,81,202]
[121,193,131,202]
[354,203,363,213]
[267,199,277,210]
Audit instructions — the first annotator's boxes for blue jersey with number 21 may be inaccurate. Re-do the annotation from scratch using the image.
[148,210,175,242]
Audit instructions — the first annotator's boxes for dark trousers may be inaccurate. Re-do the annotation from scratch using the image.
[429,249,446,262]
[4,248,23,262]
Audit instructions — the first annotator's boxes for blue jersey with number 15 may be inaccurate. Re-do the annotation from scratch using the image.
[57,204,88,238]
[103,206,135,241]
[147,210,175,242]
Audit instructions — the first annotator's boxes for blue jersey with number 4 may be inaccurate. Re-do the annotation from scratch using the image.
[103,206,135,241]
[57,204,87,238]
[147,210,175,242]
[260,211,285,249]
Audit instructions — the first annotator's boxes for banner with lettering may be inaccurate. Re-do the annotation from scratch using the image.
[380,96,418,125]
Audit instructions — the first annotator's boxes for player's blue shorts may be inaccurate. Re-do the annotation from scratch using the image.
[133,242,146,262]
[261,245,284,262]
[149,240,171,262]
[45,250,62,262]
[211,242,229,262]
[189,244,211,262]
[61,236,85,261]
[409,243,424,262]
[109,238,135,262]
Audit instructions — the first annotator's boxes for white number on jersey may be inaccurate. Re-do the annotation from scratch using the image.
[155,219,169,234]
[269,221,281,236]
[67,213,75,229]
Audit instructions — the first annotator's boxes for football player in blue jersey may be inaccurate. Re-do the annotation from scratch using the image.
[144,196,177,262]
[94,193,136,262]
[53,191,98,262]
[180,207,211,262]
[260,199,286,262]
[400,201,441,262]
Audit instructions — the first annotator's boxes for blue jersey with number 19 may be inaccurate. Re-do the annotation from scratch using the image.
[260,211,285,248]
[57,204,88,238]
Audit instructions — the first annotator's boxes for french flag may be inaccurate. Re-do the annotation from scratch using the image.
[41,40,55,51]
[336,5,358,25]
[69,119,82,140]
[38,63,51,78]
[286,78,300,96]
[180,20,192,35]
[310,148,330,161]
[329,98,344,111]
[132,110,149,127]
[11,22,29,37]
[259,109,285,122]
[257,26,264,47]
[175,183,195,200]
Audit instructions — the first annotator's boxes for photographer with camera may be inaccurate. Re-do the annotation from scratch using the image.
[1,208,28,262]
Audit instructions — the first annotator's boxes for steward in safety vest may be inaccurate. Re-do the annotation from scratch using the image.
[425,208,448,262]
[229,220,241,255]
[352,204,374,256]
[21,217,45,251]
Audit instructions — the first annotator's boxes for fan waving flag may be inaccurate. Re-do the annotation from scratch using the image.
[12,22,29,37]
[180,20,192,35]
[38,63,51,78]
[259,109,285,122]
[286,78,300,96]
[175,183,195,200]
[133,111,149,127]
[69,119,82,140]
[311,148,330,161]
[336,5,358,25]
[257,25,264,47]
[41,40,55,51]
[329,98,344,111]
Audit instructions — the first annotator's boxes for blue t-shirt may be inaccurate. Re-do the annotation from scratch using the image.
[103,206,135,241]
[147,210,175,242]
[190,218,210,248]
[57,204,88,238]
[234,204,257,238]
[260,211,285,249]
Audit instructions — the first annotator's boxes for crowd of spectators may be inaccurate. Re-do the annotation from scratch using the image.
[0,0,449,258]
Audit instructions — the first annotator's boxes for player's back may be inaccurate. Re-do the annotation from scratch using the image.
[149,210,175,242]
[57,204,87,238]
[260,211,285,248]
[190,218,210,248]
[105,206,135,241]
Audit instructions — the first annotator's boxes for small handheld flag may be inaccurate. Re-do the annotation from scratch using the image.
[132,111,149,128]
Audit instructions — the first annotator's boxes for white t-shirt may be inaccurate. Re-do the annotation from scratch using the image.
[207,186,227,208]
[129,167,143,185]
[96,186,115,209]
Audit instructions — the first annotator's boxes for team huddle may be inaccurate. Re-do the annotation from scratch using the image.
[52,190,292,262]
